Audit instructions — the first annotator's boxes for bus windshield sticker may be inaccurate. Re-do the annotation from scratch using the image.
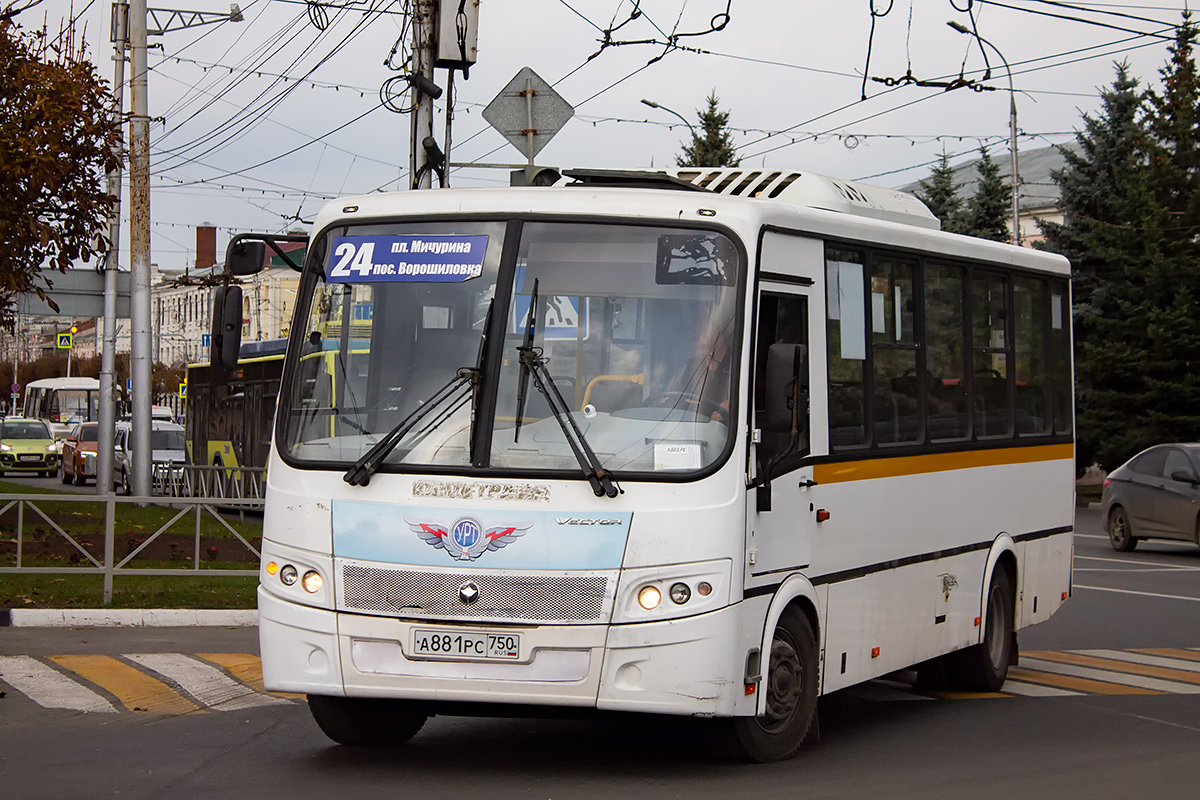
[327,234,489,283]
[655,233,735,285]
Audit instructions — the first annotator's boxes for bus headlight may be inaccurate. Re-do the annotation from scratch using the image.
[301,570,323,594]
[669,582,691,605]
[279,565,298,586]
[637,585,662,610]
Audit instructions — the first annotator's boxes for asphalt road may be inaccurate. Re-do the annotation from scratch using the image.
[2,507,1198,800]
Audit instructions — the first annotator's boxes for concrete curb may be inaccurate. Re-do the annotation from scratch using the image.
[0,608,257,628]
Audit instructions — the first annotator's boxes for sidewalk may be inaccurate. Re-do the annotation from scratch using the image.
[1,608,257,627]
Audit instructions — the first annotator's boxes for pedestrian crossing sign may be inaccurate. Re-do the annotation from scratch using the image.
[56,332,73,349]
[179,381,187,400]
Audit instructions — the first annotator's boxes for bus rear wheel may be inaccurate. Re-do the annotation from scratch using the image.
[715,606,818,762]
[946,564,1014,692]
[306,695,429,746]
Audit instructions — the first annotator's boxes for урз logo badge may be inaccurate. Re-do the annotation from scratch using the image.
[404,515,533,562]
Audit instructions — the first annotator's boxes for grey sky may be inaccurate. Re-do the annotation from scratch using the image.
[26,0,1198,268]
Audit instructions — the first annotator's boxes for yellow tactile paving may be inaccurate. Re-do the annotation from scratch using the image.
[1007,666,1162,696]
[1025,650,1200,685]
[196,653,305,700]
[1134,648,1200,664]
[49,655,203,715]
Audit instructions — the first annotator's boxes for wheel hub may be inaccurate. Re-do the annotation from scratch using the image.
[761,636,802,731]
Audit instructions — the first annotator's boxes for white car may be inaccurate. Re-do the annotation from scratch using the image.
[113,420,188,495]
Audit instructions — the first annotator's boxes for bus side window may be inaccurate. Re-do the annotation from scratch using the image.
[1014,276,1050,435]
[825,249,867,448]
[755,291,809,474]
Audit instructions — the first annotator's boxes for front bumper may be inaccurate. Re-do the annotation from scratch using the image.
[1,453,58,471]
[258,587,749,717]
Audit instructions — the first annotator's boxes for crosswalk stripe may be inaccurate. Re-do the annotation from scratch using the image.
[1006,666,1161,695]
[125,654,290,710]
[49,655,201,715]
[0,655,118,713]
[1074,649,1200,675]
[1134,647,1200,664]
[998,680,1081,697]
[1019,657,1200,694]
[196,653,305,700]
[1027,650,1200,684]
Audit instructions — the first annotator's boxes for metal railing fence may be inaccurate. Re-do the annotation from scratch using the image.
[0,492,263,605]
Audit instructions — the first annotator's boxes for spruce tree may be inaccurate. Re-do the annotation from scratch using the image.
[914,152,965,234]
[961,148,1011,242]
[677,91,740,168]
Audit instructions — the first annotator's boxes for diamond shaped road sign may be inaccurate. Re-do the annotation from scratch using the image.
[482,67,574,160]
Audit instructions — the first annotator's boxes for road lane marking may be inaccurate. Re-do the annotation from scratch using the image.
[998,680,1081,697]
[1073,585,1200,603]
[125,654,290,710]
[49,655,201,715]
[0,656,117,713]
[1074,555,1200,571]
[196,653,305,700]
[1019,657,1200,694]
[1026,650,1200,685]
[1006,666,1161,695]
[1077,649,1200,674]
[1134,647,1200,664]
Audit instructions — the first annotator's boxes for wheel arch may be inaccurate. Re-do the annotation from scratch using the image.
[754,574,822,716]
[978,534,1018,641]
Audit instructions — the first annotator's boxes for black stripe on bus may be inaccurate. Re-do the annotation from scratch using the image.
[758,271,814,287]
[742,525,1073,596]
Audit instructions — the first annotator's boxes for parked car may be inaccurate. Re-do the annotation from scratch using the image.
[0,417,59,477]
[113,419,188,495]
[60,421,100,485]
[1101,443,1200,552]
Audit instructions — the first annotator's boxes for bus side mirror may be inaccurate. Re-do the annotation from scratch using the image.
[764,343,807,433]
[210,285,243,372]
[226,239,265,276]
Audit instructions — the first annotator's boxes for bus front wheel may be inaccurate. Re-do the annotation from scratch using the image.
[716,606,818,762]
[306,694,428,746]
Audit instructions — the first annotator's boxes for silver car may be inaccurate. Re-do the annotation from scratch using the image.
[1100,443,1200,552]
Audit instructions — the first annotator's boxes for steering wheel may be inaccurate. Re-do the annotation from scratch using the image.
[646,391,728,421]
[975,368,1003,378]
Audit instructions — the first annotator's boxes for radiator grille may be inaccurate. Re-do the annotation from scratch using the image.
[342,564,610,623]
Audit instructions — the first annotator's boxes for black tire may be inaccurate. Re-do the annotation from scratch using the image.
[306,694,429,746]
[1108,506,1137,552]
[73,465,84,486]
[60,465,71,484]
[946,564,1015,692]
[714,606,818,763]
[120,469,131,496]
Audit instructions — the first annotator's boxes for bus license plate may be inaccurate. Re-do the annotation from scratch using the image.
[411,628,521,661]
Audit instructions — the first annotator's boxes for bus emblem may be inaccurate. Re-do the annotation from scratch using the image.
[404,515,533,562]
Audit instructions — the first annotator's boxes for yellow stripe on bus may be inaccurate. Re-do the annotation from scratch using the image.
[196,653,304,700]
[1025,650,1200,685]
[813,443,1074,484]
[49,655,202,715]
[1006,666,1161,696]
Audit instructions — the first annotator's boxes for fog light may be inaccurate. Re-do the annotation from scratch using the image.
[301,570,323,594]
[279,565,298,586]
[266,561,278,576]
[669,582,691,604]
[696,581,713,596]
[637,585,662,610]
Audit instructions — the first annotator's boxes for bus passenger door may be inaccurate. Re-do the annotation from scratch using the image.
[747,232,827,584]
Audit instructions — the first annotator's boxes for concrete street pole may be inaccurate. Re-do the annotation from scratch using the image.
[129,0,152,497]
[410,0,436,190]
[98,0,120,498]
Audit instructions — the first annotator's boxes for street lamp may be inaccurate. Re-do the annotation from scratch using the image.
[641,98,697,140]
[948,21,1020,246]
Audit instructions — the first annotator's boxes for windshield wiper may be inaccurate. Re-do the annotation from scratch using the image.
[343,370,475,486]
[514,281,621,498]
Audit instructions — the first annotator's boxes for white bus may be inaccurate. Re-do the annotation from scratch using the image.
[21,377,101,440]
[246,169,1074,762]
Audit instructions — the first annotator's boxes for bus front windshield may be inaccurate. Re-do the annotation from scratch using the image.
[279,219,742,480]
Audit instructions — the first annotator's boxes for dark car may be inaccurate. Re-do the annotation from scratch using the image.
[1100,443,1200,552]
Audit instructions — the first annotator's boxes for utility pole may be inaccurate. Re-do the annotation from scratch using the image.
[128,0,152,497]
[98,4,126,501]
[410,0,437,190]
